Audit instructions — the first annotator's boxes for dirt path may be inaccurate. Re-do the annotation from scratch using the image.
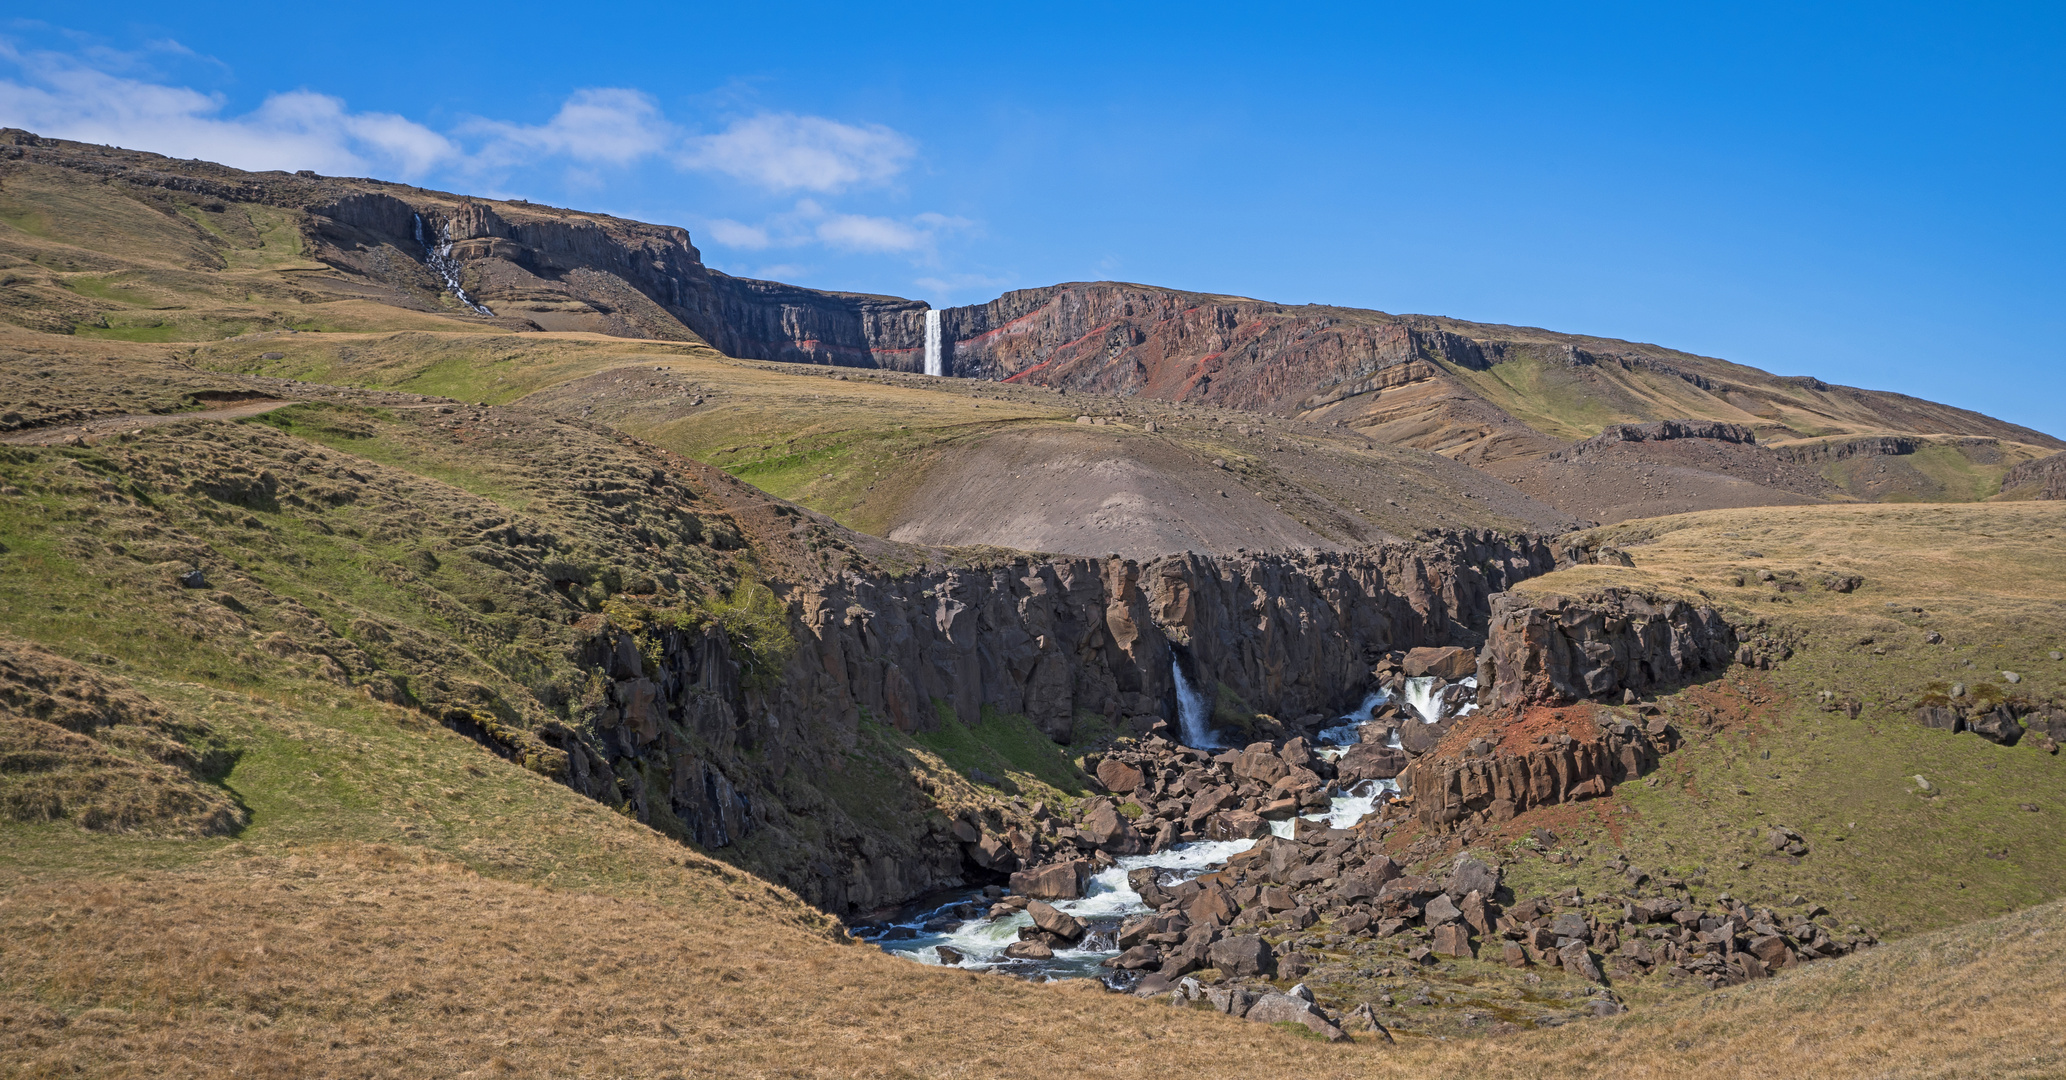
[0,399,299,446]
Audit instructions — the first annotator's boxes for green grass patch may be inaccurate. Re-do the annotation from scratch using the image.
[911,705,1091,799]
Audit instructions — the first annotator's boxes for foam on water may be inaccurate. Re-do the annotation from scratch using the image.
[1403,676,1446,724]
[873,837,1258,973]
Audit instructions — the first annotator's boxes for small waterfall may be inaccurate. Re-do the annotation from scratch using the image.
[1317,689,1391,746]
[923,309,943,376]
[414,213,493,316]
[1403,676,1446,724]
[1171,661,1223,749]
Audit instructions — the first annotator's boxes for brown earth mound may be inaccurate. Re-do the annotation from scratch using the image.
[0,638,242,836]
[1480,434,1839,524]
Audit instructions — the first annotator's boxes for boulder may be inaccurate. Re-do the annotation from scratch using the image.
[1336,741,1407,784]
[1501,941,1529,967]
[1558,941,1602,982]
[1113,944,1162,970]
[1207,810,1270,841]
[1968,705,2024,745]
[1337,858,1403,900]
[1915,705,1963,733]
[1430,923,1473,958]
[1081,800,1147,854]
[1423,894,1463,925]
[1003,941,1053,960]
[1459,890,1491,935]
[1205,986,1258,1017]
[1096,758,1145,793]
[1551,913,1592,942]
[1404,646,1477,679]
[1447,854,1501,899]
[935,945,965,965]
[1234,743,1290,784]
[967,831,1020,871]
[1026,900,1086,942]
[1208,934,1275,977]
[1257,797,1301,820]
[1244,992,1348,1041]
[1010,859,1090,900]
[1277,952,1312,981]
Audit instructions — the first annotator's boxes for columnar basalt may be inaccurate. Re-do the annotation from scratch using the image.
[1482,589,1738,709]
[543,531,1560,912]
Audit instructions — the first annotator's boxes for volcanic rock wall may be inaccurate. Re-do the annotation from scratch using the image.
[927,283,1495,410]
[1481,589,1738,709]
[545,531,1560,912]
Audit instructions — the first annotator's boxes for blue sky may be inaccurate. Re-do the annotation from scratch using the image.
[5,2,2061,435]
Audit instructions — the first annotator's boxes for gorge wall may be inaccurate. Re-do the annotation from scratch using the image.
[537,531,1561,913]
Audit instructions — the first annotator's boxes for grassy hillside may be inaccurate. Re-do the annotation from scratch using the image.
[1483,504,2066,937]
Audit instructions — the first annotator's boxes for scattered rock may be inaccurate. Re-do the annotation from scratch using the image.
[1095,758,1144,793]
[1003,941,1053,960]
[1009,859,1090,899]
[1403,645,1477,679]
[1244,991,1349,1041]
[1025,900,1086,942]
[935,945,965,965]
[1208,935,1275,978]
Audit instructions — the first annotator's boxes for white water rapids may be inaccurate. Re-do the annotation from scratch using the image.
[923,309,943,376]
[868,778,1391,981]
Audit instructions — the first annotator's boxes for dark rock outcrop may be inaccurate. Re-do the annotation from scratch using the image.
[2001,451,2066,500]
[1398,714,1674,832]
[1483,589,1738,708]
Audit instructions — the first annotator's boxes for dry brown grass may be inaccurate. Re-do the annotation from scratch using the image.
[3,838,2061,1080]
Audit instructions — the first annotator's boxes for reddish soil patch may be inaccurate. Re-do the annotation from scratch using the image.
[1423,702,1611,763]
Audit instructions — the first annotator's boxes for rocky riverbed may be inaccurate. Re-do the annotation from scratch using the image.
[857,644,1876,1038]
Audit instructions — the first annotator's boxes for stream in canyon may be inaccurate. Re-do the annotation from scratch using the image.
[855,674,1474,984]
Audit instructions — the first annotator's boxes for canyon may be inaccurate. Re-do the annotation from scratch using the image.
[4,131,2066,1073]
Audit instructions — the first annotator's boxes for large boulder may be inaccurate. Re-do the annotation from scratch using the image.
[1336,740,1406,784]
[1207,810,1269,841]
[1026,900,1086,942]
[1080,799,1147,854]
[1429,923,1473,958]
[1404,646,1478,679]
[1003,941,1053,960]
[1010,859,1090,899]
[1244,992,1348,1041]
[1447,854,1501,899]
[1968,705,2024,745]
[1096,757,1145,793]
[1234,743,1290,784]
[1208,934,1275,977]
[1558,941,1602,982]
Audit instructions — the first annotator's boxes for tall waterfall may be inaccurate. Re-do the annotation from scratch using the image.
[413,213,493,316]
[1171,661,1223,749]
[923,309,943,376]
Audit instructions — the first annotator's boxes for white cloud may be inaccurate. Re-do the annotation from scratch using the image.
[678,113,914,193]
[705,218,773,249]
[0,42,456,177]
[699,199,973,258]
[914,272,1015,295]
[0,37,957,265]
[815,212,925,252]
[463,88,675,169]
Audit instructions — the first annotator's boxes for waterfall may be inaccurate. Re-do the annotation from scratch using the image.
[923,309,943,376]
[1171,661,1222,749]
[413,213,493,316]
[1403,676,1446,724]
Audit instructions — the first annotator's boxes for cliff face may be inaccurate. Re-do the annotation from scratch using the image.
[2002,451,2066,500]
[544,531,1560,912]
[7,130,2058,460]
[1482,589,1738,709]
